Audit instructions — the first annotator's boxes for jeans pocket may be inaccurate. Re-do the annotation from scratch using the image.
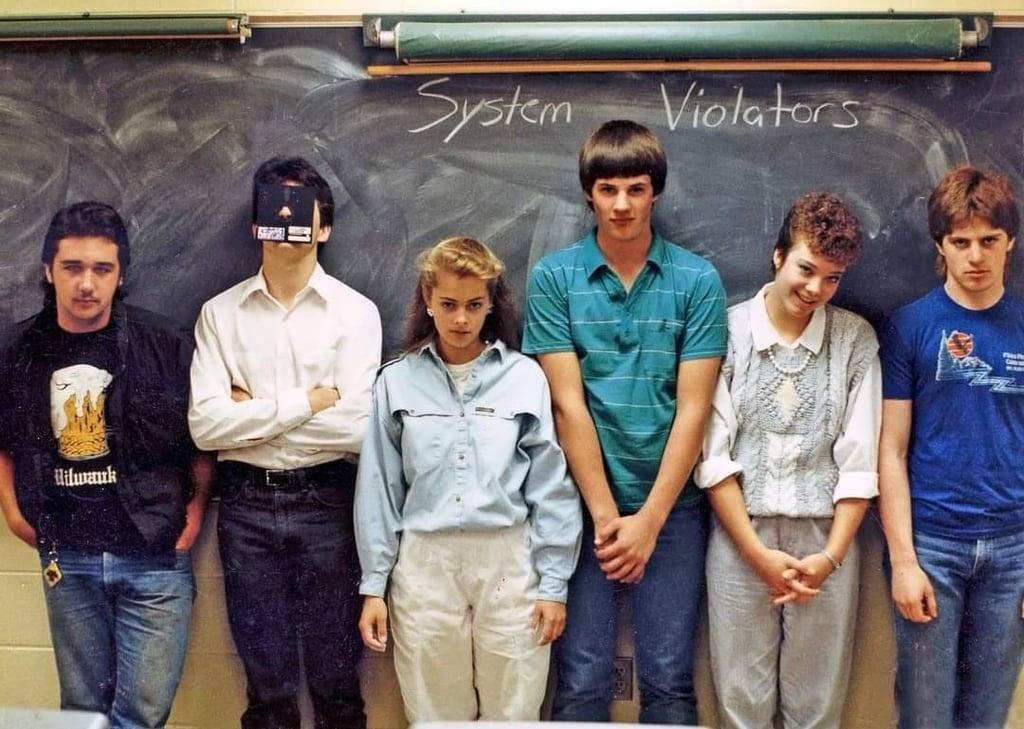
[173,551,198,600]
[309,482,352,509]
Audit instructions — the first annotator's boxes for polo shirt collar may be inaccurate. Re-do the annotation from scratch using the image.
[750,283,825,354]
[581,229,666,280]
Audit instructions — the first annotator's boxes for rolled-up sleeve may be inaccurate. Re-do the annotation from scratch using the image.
[694,368,743,490]
[354,373,408,598]
[832,355,882,502]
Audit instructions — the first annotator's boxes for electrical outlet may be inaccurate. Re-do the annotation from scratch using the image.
[612,656,633,701]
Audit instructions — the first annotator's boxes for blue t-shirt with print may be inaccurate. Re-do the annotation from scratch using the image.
[879,286,1024,539]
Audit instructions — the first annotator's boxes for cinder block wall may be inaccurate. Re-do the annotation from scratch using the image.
[1,506,1021,728]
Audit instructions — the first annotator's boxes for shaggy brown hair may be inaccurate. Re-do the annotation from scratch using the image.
[773,192,862,274]
[928,165,1019,277]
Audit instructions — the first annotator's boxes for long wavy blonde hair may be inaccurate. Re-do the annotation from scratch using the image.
[404,236,520,353]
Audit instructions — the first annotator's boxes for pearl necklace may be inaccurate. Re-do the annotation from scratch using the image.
[766,344,813,375]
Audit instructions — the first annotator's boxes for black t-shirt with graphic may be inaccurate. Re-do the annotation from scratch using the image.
[46,325,146,554]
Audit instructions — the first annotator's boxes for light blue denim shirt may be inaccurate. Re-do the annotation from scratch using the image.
[355,339,582,602]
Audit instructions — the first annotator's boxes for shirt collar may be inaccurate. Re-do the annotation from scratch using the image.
[239,263,330,307]
[581,229,666,280]
[418,338,508,365]
[750,283,825,354]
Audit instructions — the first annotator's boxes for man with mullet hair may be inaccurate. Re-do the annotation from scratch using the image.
[523,120,726,723]
[879,165,1024,729]
[0,201,211,729]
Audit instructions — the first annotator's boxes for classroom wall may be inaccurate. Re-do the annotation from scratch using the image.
[2,505,1022,728]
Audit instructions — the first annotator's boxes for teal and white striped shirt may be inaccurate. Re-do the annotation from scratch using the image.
[523,230,727,512]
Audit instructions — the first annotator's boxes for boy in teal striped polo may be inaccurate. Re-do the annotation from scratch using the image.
[522,119,727,723]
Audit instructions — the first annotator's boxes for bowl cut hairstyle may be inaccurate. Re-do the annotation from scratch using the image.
[579,120,668,198]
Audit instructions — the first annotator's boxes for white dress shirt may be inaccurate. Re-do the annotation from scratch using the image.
[189,263,382,470]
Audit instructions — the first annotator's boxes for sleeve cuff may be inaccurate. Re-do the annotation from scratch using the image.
[694,457,742,490]
[537,576,568,603]
[833,471,879,502]
[359,573,388,598]
[276,387,312,429]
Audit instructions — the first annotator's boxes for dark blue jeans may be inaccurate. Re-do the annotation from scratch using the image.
[552,501,708,724]
[41,549,194,729]
[892,529,1024,729]
[217,462,365,729]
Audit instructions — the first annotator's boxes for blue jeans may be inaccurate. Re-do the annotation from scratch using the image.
[552,501,708,724]
[217,462,365,729]
[892,529,1024,729]
[40,549,194,729]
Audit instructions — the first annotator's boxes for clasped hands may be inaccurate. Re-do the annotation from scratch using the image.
[753,548,836,605]
[593,510,662,585]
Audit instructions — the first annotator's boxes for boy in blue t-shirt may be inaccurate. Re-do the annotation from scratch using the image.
[879,164,1024,729]
[522,120,726,723]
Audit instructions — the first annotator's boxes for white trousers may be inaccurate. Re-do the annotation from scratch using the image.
[706,516,860,729]
[389,524,551,722]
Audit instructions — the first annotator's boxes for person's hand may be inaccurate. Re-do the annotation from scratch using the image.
[776,552,835,604]
[750,547,817,603]
[891,562,937,623]
[308,387,340,414]
[594,510,661,584]
[7,516,37,548]
[532,600,567,645]
[359,597,389,652]
[230,386,252,402]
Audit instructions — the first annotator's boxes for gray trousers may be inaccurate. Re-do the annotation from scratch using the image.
[706,516,860,729]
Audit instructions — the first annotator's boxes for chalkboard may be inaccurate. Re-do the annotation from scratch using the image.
[1,27,1022,352]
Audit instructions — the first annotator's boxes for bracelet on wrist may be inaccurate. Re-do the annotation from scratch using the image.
[820,549,842,570]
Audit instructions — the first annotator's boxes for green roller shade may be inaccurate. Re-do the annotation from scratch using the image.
[394,18,963,62]
[0,15,246,39]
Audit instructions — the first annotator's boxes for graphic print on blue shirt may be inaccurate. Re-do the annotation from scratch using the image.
[880,286,1024,539]
[936,329,1024,393]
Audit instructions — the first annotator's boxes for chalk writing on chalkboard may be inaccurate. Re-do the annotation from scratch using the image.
[1,26,1022,350]
[410,77,574,143]
[661,82,861,130]
[409,77,862,144]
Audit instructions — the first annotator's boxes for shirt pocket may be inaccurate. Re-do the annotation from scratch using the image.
[397,409,450,475]
[639,317,681,379]
[471,406,535,482]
